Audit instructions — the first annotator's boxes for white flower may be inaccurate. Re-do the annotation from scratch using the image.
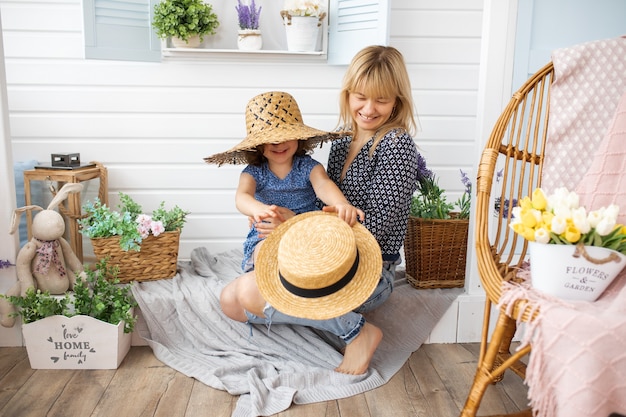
[551,215,568,235]
[511,206,523,223]
[587,209,603,228]
[605,204,620,221]
[590,205,618,235]
[534,228,551,244]
[547,187,579,212]
[282,0,326,17]
[551,203,573,219]
[564,190,580,209]
[595,217,616,236]
[571,207,591,234]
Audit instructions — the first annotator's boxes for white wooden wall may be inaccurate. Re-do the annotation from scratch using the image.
[1,0,483,258]
[0,0,486,344]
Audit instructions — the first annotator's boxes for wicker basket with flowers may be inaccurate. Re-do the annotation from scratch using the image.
[78,193,188,283]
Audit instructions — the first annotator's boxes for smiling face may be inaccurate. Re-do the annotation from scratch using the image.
[338,46,416,143]
[262,140,299,165]
[348,91,396,138]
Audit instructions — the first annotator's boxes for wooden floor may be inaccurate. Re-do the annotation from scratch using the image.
[0,343,529,417]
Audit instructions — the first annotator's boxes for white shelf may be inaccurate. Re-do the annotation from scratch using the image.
[161,47,327,61]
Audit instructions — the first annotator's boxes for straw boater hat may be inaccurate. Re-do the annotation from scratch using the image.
[255,211,382,320]
[204,91,342,166]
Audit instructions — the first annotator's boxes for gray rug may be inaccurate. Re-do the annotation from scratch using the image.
[132,247,462,417]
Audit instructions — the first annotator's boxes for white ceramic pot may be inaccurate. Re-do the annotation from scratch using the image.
[171,35,201,48]
[282,15,320,52]
[237,29,263,51]
[528,241,626,301]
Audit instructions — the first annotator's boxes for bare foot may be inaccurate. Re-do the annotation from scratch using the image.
[335,322,382,375]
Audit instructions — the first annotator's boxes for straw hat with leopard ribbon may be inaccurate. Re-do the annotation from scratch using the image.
[255,211,382,320]
[203,91,343,166]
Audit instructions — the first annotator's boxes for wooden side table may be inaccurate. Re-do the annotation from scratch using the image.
[23,162,108,262]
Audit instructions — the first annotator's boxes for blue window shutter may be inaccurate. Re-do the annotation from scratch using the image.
[327,0,390,65]
[83,0,161,62]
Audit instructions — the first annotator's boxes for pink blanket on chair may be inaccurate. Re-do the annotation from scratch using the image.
[499,82,626,416]
[542,35,626,193]
[500,272,626,417]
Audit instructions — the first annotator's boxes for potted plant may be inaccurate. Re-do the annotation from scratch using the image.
[78,193,189,283]
[281,0,327,18]
[509,187,626,301]
[236,0,262,50]
[280,0,327,52]
[404,166,472,289]
[1,258,137,369]
[153,0,220,48]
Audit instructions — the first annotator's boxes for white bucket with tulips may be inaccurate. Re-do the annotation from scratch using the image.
[510,187,626,301]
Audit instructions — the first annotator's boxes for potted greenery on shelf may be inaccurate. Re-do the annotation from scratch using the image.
[404,166,472,289]
[236,0,262,50]
[1,258,137,369]
[79,193,189,283]
[153,0,220,48]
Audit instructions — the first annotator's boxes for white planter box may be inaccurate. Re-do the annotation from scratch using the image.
[22,314,132,369]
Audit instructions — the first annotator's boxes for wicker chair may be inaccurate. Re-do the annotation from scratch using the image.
[460,62,555,417]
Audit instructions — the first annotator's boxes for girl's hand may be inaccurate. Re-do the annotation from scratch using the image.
[250,206,296,238]
[249,204,280,224]
[323,204,365,226]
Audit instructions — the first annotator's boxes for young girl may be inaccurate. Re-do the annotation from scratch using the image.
[204,91,364,272]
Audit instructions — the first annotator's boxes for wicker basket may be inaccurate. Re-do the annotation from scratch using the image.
[403,216,469,289]
[91,230,180,283]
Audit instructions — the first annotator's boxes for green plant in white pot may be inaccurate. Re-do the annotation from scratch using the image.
[153,0,219,48]
[1,258,138,369]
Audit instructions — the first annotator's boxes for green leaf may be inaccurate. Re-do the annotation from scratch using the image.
[79,193,187,252]
[410,174,455,219]
[152,0,219,42]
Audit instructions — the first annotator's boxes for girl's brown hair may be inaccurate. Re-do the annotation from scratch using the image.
[338,45,418,155]
[244,140,315,166]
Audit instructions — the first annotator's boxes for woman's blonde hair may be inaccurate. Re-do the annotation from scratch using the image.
[338,45,417,155]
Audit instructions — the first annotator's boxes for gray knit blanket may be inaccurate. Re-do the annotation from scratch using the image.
[132,247,462,417]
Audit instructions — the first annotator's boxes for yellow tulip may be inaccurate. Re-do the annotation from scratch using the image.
[541,212,554,230]
[520,209,537,228]
[511,223,535,241]
[520,196,532,210]
[531,188,547,210]
[564,225,581,243]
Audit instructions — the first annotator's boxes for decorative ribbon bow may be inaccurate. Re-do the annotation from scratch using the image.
[34,239,67,277]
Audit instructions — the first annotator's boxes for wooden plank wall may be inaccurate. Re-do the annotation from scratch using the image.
[1,0,483,260]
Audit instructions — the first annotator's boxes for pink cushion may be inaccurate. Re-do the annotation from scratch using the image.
[575,90,626,225]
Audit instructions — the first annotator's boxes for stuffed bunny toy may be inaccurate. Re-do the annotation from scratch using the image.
[0,183,87,327]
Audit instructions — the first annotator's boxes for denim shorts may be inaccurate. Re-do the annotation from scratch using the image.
[244,260,397,343]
